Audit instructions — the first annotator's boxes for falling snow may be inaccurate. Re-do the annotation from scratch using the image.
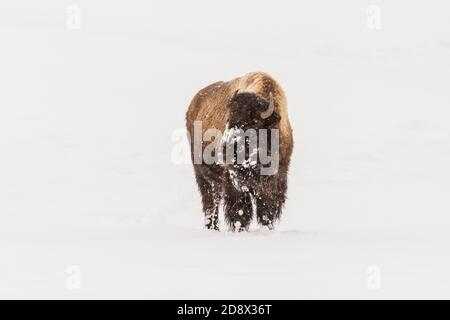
[2,0,450,299]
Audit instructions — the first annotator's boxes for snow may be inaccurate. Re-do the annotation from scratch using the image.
[1,0,450,299]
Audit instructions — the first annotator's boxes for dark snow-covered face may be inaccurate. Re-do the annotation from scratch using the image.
[227,92,280,129]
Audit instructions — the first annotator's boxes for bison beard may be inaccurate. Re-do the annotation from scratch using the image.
[186,72,293,232]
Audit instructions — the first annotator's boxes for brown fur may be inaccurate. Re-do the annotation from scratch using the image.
[186,72,293,231]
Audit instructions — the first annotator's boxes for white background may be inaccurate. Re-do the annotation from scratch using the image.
[1,0,450,299]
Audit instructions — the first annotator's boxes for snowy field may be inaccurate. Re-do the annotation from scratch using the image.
[1,1,450,299]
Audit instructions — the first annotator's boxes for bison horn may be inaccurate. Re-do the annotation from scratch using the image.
[261,92,275,119]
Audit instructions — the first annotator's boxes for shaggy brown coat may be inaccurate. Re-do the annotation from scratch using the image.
[186,72,293,231]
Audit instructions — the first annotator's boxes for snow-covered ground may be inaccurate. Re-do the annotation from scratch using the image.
[1,1,450,299]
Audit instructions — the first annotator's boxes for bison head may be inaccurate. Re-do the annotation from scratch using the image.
[227,91,281,129]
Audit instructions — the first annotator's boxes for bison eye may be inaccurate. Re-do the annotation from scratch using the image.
[258,103,268,112]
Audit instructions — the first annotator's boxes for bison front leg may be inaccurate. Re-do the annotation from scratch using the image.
[255,194,280,230]
[194,165,223,231]
[223,185,253,232]
[255,175,287,230]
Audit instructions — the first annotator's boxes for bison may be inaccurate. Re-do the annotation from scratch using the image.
[186,72,293,231]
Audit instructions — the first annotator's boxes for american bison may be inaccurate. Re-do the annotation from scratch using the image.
[186,72,293,231]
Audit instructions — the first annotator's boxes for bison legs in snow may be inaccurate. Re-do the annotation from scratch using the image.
[254,173,288,230]
[194,164,223,231]
[223,180,253,232]
[222,168,288,232]
[194,164,287,232]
